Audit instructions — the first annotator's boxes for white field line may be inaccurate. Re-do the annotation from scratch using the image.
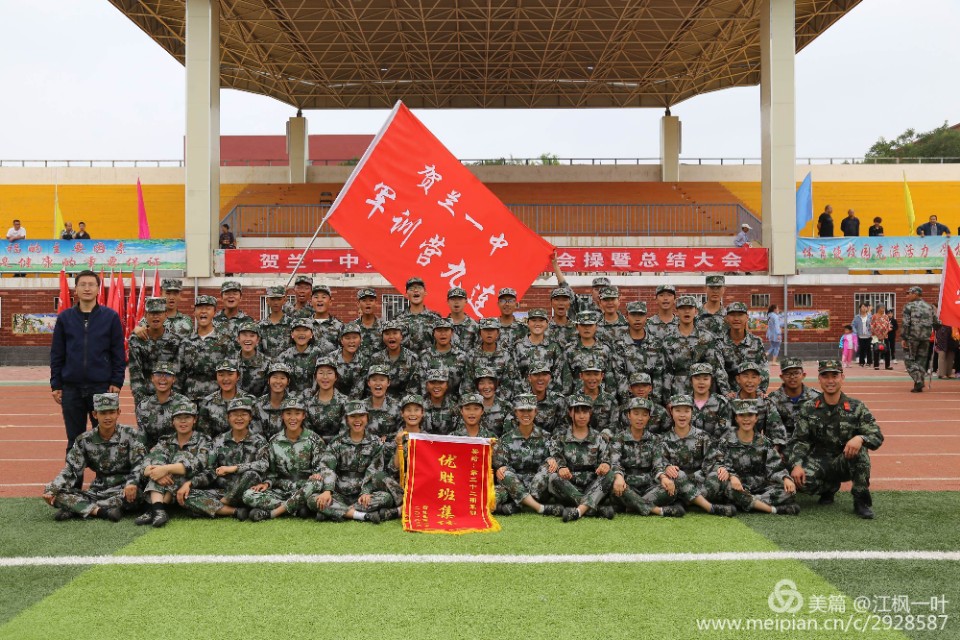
[1,550,959,569]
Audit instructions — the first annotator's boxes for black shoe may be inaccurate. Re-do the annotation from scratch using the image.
[595,506,615,520]
[134,511,154,526]
[364,511,382,525]
[853,491,874,519]
[151,509,170,528]
[54,509,75,522]
[562,507,582,522]
[541,504,565,517]
[885,367,893,370]
[101,507,123,523]
[660,504,686,517]
[818,492,836,506]
[496,503,520,516]
[379,507,401,522]
[711,504,737,517]
[234,507,250,521]
[777,504,801,515]
[912,381,924,393]
[249,508,272,522]
[296,506,312,519]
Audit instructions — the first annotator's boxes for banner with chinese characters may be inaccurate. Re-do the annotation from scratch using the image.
[224,248,377,274]
[796,237,957,270]
[552,246,767,273]
[325,101,555,319]
[0,240,186,273]
[402,433,499,535]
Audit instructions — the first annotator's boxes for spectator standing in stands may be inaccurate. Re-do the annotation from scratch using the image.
[219,224,237,250]
[74,222,91,239]
[7,219,27,277]
[851,303,873,367]
[840,209,860,237]
[816,205,834,238]
[917,215,950,237]
[733,223,751,248]
[868,217,884,237]
[60,222,75,240]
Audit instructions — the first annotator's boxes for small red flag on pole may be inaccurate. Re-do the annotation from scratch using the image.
[97,268,106,305]
[152,267,160,297]
[57,269,72,314]
[135,269,147,326]
[938,243,960,329]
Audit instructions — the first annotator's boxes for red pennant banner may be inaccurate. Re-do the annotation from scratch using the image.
[402,433,499,535]
[939,244,960,328]
[326,102,555,319]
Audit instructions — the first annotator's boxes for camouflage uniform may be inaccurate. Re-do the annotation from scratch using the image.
[258,315,293,360]
[493,425,553,508]
[562,339,623,396]
[901,288,936,387]
[562,281,600,318]
[242,427,326,514]
[722,325,770,393]
[368,346,421,399]
[417,346,467,397]
[645,315,679,342]
[176,327,238,401]
[397,308,442,353]
[513,336,566,390]
[255,393,292,437]
[162,312,195,339]
[597,311,629,347]
[579,385,619,436]
[646,422,719,505]
[503,388,567,435]
[463,344,520,398]
[423,394,459,435]
[619,399,672,436]
[127,325,181,405]
[449,316,478,352]
[706,429,794,511]
[277,344,326,396]
[45,423,146,517]
[497,318,529,349]
[690,393,733,440]
[238,351,270,398]
[546,319,578,348]
[660,325,729,402]
[364,395,402,440]
[182,428,269,517]
[213,310,253,340]
[197,389,256,437]
[141,430,211,497]
[136,391,191,450]
[302,389,350,444]
[734,393,787,448]
[613,330,665,402]
[353,317,384,360]
[547,423,613,511]
[312,316,345,349]
[306,432,393,520]
[282,300,314,320]
[768,372,821,439]
[608,427,660,515]
[478,397,514,437]
[696,308,727,336]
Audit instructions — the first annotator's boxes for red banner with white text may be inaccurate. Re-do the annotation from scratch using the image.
[402,433,499,535]
[324,102,556,319]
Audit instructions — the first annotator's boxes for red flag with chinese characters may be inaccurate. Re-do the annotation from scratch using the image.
[402,433,499,534]
[938,245,960,328]
[326,101,555,319]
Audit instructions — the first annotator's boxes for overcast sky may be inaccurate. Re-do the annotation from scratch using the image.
[1,0,956,162]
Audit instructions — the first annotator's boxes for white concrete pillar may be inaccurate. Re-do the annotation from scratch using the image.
[184,0,220,278]
[660,114,681,182]
[760,0,797,275]
[286,115,309,183]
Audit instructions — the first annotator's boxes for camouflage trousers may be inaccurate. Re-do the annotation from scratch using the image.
[642,470,705,506]
[144,476,187,497]
[304,485,394,521]
[547,472,614,510]
[703,473,795,511]
[495,469,551,507]
[241,481,311,514]
[183,471,260,517]
[52,485,136,517]
[903,340,930,384]
[606,487,656,515]
[798,451,871,496]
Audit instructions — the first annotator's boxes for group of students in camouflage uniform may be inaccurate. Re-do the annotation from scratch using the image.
[43,269,886,525]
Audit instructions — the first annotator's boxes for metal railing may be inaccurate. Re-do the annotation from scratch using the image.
[220,202,760,239]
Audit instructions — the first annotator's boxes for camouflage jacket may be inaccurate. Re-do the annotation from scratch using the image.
[255,393,292,436]
[141,431,211,479]
[312,316,344,348]
[317,433,385,497]
[463,347,520,397]
[127,329,181,403]
[257,315,293,360]
[213,310,253,339]
[561,341,623,396]
[493,426,552,475]
[163,312,195,339]
[645,315,679,342]
[191,430,269,489]
[238,351,270,398]
[136,392,192,450]
[513,337,566,391]
[331,348,368,399]
[721,332,770,393]
[579,386,619,435]
[546,320,578,348]
[733,394,787,447]
[480,397,514,437]
[177,330,238,401]
[660,326,729,402]
[46,425,146,494]
[501,389,567,435]
[364,396,402,440]
[259,428,326,491]
[564,285,599,317]
[691,394,733,440]
[423,395,460,435]
[610,429,659,489]
[450,423,496,439]
[787,393,884,468]
[696,307,727,336]
[276,345,327,396]
[417,346,468,397]
[497,319,529,349]
[715,430,788,491]
[549,427,611,489]
[282,300,314,320]
[352,317,383,360]
[368,347,422,399]
[449,316,478,352]
[612,331,665,401]
[902,299,936,341]
[302,390,350,444]
[618,400,672,437]
[597,313,629,346]
[397,309,443,353]
[653,426,718,479]
[767,385,821,439]
[196,389,256,437]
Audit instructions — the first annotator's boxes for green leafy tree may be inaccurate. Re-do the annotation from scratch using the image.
[865,122,960,161]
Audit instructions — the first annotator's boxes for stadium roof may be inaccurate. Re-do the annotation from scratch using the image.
[109,0,860,109]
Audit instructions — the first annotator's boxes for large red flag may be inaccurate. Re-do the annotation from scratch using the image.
[325,101,555,319]
[402,433,499,534]
[57,270,72,314]
[151,268,160,297]
[938,244,960,328]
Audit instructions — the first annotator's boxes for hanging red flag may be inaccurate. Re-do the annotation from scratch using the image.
[938,244,960,328]
[57,269,72,314]
[325,101,555,319]
[97,268,106,306]
[402,433,499,535]
[125,271,136,333]
[152,268,160,297]
[135,269,147,326]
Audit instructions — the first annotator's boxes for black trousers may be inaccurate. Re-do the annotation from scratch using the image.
[872,341,890,368]
[857,336,872,366]
[60,384,109,454]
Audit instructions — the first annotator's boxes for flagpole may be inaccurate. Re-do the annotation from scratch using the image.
[284,206,338,289]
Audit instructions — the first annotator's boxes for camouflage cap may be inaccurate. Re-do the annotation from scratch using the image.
[498,287,518,299]
[265,285,286,298]
[726,301,748,314]
[144,297,166,313]
[473,365,498,381]
[908,286,923,295]
[405,276,425,289]
[629,372,652,386]
[339,321,361,337]
[550,287,571,299]
[314,356,339,372]
[238,321,260,335]
[527,360,552,375]
[380,319,403,333]
[706,275,726,287]
[280,397,307,412]
[152,361,178,376]
[591,277,611,288]
[459,393,485,408]
[575,311,599,325]
[344,400,368,416]
[311,284,332,296]
[216,359,239,373]
[290,318,315,331]
[736,361,763,375]
[226,398,255,414]
[598,285,620,299]
[780,357,804,371]
[425,367,449,382]
[567,393,593,408]
[367,364,392,379]
[294,275,314,287]
[92,393,120,412]
[818,359,843,374]
[625,397,653,412]
[656,284,677,295]
[160,278,183,291]
[221,280,242,293]
[675,295,698,308]
[447,286,467,299]
[579,356,604,373]
[669,394,694,408]
[478,317,501,330]
[356,287,377,300]
[172,399,198,417]
[527,308,549,320]
[194,294,217,307]
[626,301,648,315]
[400,394,426,408]
[690,362,714,377]
[433,317,453,330]
[267,361,292,376]
[513,393,538,410]
[732,399,761,415]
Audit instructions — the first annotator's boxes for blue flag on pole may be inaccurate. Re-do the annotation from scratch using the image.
[795,172,813,234]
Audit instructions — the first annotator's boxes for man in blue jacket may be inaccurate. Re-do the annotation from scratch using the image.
[50,270,127,460]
